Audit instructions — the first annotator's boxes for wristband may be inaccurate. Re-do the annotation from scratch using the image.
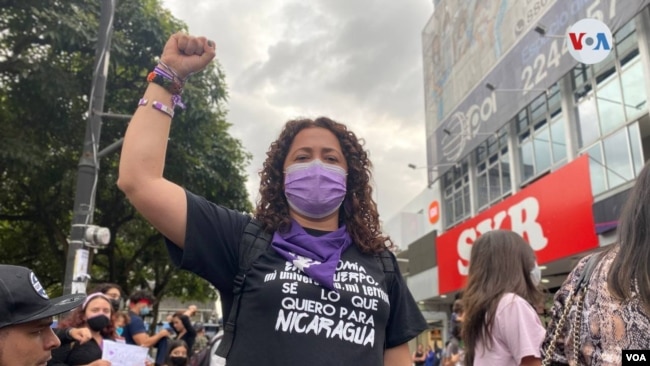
[138,98,174,118]
[153,100,175,118]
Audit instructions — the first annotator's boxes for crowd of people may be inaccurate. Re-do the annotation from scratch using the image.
[43,282,210,366]
[0,261,213,366]
[2,29,650,366]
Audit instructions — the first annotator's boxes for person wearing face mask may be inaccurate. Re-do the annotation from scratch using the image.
[49,293,115,366]
[113,312,130,342]
[53,283,126,348]
[460,230,546,366]
[122,290,170,349]
[163,340,189,366]
[117,32,427,366]
[89,283,124,313]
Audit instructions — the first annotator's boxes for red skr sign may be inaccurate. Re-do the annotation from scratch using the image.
[436,155,598,294]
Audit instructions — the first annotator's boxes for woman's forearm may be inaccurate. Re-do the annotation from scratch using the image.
[117,83,173,195]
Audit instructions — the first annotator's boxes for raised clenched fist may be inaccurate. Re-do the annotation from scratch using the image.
[159,32,216,80]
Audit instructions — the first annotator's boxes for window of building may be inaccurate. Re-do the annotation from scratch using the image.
[572,18,646,196]
[442,158,470,228]
[475,128,510,211]
[573,19,647,148]
[516,82,566,184]
[584,122,644,196]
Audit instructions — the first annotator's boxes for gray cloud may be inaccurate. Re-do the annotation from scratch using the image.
[162,0,433,220]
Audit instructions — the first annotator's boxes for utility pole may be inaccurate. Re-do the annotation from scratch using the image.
[63,0,116,295]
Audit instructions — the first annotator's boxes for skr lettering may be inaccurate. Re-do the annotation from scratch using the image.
[457,196,548,275]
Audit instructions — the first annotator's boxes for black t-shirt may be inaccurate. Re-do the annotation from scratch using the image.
[166,191,427,365]
[48,337,107,366]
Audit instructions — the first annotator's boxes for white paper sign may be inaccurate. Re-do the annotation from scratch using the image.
[72,249,90,282]
[102,340,149,366]
[70,281,87,295]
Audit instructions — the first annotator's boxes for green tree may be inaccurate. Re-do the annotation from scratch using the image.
[0,0,252,308]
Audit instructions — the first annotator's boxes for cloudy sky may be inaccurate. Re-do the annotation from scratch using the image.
[161,0,434,221]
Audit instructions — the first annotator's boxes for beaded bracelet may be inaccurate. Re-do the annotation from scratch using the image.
[147,70,184,95]
[138,98,174,118]
[146,63,186,109]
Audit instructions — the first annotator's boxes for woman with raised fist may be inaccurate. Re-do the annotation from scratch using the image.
[118,32,426,366]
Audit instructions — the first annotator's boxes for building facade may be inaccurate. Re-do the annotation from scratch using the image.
[385,0,650,347]
[383,182,448,347]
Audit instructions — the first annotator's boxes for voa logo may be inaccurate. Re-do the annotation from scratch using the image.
[566,18,612,64]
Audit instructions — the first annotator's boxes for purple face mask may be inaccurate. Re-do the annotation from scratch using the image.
[284,159,347,219]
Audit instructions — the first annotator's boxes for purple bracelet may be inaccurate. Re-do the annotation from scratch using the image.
[151,66,186,110]
[152,100,174,118]
[137,98,174,118]
[154,66,174,80]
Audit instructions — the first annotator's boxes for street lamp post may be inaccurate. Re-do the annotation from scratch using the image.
[62,0,116,295]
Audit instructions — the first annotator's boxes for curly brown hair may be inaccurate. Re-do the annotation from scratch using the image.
[255,116,393,253]
[57,293,116,339]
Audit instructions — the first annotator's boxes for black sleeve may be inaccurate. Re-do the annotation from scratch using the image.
[47,342,73,366]
[165,190,251,294]
[384,252,428,348]
[53,328,74,345]
[181,315,196,337]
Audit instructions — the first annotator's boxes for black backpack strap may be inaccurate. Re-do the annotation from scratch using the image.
[375,249,396,294]
[375,250,397,351]
[216,218,273,359]
[375,250,395,273]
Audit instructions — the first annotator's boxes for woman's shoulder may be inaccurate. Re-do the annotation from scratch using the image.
[570,249,617,286]
[495,293,538,317]
[494,293,544,341]
[498,292,529,307]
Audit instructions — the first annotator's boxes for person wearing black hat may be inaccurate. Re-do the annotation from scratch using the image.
[0,264,86,366]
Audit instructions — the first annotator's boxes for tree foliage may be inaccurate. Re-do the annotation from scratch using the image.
[0,0,252,309]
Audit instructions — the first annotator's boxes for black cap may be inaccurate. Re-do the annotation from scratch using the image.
[0,265,86,329]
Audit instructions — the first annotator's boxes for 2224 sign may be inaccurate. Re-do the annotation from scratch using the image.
[519,0,619,95]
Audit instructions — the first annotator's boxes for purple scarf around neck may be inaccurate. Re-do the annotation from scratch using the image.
[271,219,352,290]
